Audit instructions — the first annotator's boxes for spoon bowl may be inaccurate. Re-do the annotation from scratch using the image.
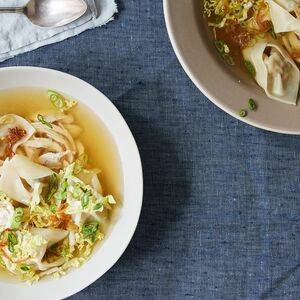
[0,0,88,28]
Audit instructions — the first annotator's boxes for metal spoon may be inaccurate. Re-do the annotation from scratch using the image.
[0,0,88,28]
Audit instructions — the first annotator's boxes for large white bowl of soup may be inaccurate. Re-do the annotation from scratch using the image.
[0,67,143,299]
[164,0,300,134]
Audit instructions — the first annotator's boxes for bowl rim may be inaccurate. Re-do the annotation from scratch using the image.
[0,66,143,300]
[163,0,300,135]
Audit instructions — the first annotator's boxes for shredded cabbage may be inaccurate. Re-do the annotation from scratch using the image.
[0,164,115,283]
[204,0,257,28]
[0,109,116,284]
[57,163,116,215]
[12,231,47,261]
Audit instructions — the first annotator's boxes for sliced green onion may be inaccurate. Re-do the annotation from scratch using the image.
[81,190,92,208]
[82,222,99,242]
[8,232,17,244]
[61,247,69,257]
[73,153,88,175]
[73,183,84,199]
[55,180,68,201]
[50,204,57,213]
[15,208,23,216]
[248,98,257,111]
[93,203,103,211]
[7,232,18,253]
[48,90,66,111]
[8,243,14,253]
[222,53,235,66]
[214,39,224,52]
[214,39,235,66]
[37,114,53,129]
[47,174,58,202]
[244,60,256,77]
[11,207,24,230]
[239,109,247,118]
[20,266,29,272]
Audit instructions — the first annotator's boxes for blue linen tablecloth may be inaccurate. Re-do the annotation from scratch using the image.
[3,1,300,299]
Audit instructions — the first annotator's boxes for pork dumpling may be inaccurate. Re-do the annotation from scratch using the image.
[282,32,300,62]
[0,158,31,205]
[28,228,69,271]
[0,155,53,205]
[0,114,35,155]
[29,228,69,248]
[243,39,300,104]
[267,0,300,35]
[273,0,300,11]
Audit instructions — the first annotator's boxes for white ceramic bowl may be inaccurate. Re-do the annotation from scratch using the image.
[0,67,143,300]
[164,0,300,134]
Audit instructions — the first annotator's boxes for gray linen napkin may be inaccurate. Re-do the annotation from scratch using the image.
[0,0,117,62]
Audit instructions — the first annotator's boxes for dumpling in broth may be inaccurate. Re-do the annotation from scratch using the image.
[0,154,53,205]
[267,0,300,35]
[282,32,300,62]
[28,228,68,271]
[243,39,300,104]
[272,0,300,11]
[260,1,300,62]
[0,114,35,157]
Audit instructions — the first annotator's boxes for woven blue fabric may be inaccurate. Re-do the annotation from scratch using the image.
[2,1,300,299]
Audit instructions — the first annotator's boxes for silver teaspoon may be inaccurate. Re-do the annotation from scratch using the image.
[0,0,88,27]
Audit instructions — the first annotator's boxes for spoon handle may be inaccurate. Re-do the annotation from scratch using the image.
[0,7,24,13]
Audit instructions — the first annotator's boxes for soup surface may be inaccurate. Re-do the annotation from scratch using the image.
[0,88,122,283]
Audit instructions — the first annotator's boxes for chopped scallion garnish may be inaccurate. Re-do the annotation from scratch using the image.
[11,207,24,230]
[72,183,84,199]
[82,222,99,242]
[7,232,18,253]
[239,109,247,118]
[222,53,235,66]
[244,60,256,77]
[47,174,58,202]
[48,90,66,111]
[55,180,68,201]
[214,39,235,66]
[61,246,69,257]
[81,190,92,208]
[50,204,57,213]
[37,114,53,129]
[93,203,103,211]
[248,98,257,111]
[214,39,224,52]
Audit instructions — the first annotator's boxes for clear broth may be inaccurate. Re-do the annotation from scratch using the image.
[0,88,123,282]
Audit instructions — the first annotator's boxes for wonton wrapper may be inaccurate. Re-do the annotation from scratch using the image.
[268,0,300,34]
[0,155,53,204]
[274,0,300,11]
[0,159,31,204]
[0,200,14,232]
[29,228,69,271]
[243,39,300,104]
[0,114,35,154]
[282,32,300,62]
[10,154,53,180]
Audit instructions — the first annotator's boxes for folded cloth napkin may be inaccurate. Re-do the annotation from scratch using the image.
[0,0,117,62]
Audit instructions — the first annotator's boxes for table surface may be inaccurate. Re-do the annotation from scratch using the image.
[4,1,300,299]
